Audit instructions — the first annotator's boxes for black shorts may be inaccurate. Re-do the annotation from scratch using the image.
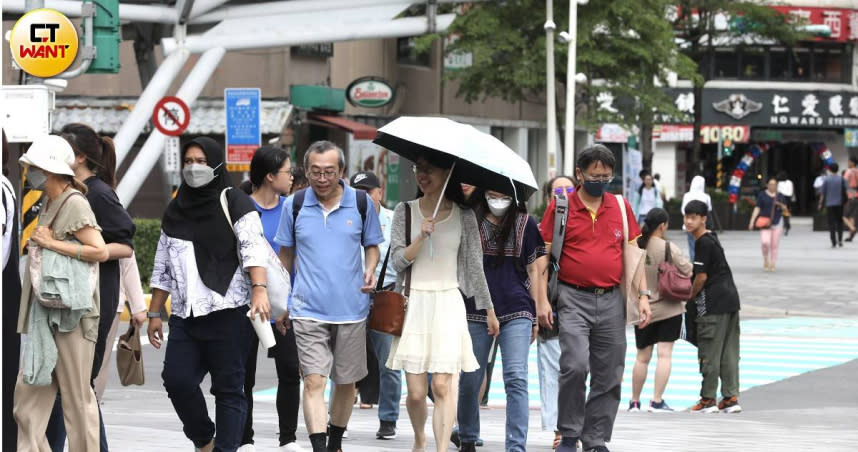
[845,198,858,220]
[634,314,683,349]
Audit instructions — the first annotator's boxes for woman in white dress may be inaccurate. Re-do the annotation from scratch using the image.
[387,154,499,451]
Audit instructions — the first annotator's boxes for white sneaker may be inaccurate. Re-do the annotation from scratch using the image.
[237,445,256,452]
[279,442,307,452]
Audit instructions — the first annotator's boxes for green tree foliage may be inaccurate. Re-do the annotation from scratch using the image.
[133,218,161,293]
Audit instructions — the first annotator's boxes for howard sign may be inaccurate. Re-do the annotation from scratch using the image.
[346,77,394,108]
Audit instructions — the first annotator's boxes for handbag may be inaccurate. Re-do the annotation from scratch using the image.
[657,241,693,302]
[29,192,98,309]
[368,203,412,337]
[220,188,291,317]
[616,195,647,326]
[115,320,145,386]
[754,195,777,229]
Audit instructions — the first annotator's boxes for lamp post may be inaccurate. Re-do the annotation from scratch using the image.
[562,0,588,175]
[545,0,557,179]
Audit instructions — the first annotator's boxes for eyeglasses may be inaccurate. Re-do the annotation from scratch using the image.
[308,170,339,180]
[580,174,614,184]
[553,186,575,195]
[412,165,435,176]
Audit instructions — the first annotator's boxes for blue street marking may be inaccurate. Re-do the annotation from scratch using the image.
[253,317,858,409]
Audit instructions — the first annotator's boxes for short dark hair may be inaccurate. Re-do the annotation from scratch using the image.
[685,200,708,217]
[303,140,345,170]
[576,144,615,171]
[850,156,857,165]
[249,145,290,190]
[653,173,661,180]
[829,163,839,173]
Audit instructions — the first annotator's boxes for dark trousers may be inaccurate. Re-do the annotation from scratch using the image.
[271,326,301,446]
[241,335,260,446]
[2,277,20,451]
[827,205,844,245]
[356,327,380,405]
[556,284,626,449]
[163,306,252,452]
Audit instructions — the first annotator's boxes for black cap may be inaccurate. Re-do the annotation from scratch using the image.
[349,171,380,189]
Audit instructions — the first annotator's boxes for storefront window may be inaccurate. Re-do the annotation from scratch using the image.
[791,48,810,80]
[740,47,765,79]
[812,45,845,82]
[397,37,431,67]
[713,48,738,78]
[769,47,790,79]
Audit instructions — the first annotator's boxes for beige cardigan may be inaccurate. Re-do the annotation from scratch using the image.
[643,236,693,324]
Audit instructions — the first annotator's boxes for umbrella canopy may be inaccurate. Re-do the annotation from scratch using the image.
[373,117,538,201]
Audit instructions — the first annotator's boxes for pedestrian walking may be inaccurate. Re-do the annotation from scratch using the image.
[537,175,575,450]
[274,141,384,452]
[146,136,271,452]
[818,163,848,248]
[238,145,304,452]
[2,128,22,451]
[681,176,712,261]
[776,171,796,236]
[748,177,788,272]
[456,187,547,452]
[652,173,668,203]
[631,173,663,225]
[628,208,692,413]
[685,200,742,414]
[349,170,403,441]
[92,254,148,399]
[537,144,651,452]
[842,157,858,242]
[42,124,137,451]
[387,154,498,452]
[14,134,109,452]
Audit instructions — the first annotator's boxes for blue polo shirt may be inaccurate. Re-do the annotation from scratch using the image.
[274,181,384,323]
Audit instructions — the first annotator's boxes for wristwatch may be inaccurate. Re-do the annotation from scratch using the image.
[638,289,652,298]
[146,311,161,319]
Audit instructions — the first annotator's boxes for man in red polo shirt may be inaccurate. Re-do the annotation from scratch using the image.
[537,144,651,452]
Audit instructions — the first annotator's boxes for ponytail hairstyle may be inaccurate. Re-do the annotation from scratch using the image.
[60,123,118,188]
[637,207,669,249]
[248,145,290,192]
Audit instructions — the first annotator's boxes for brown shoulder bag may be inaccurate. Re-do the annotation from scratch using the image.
[368,203,412,336]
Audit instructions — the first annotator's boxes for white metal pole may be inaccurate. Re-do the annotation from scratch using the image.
[113,49,190,166]
[563,0,578,175]
[117,47,226,207]
[545,0,557,179]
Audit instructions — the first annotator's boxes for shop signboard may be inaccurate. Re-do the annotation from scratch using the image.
[346,77,394,108]
[770,6,858,42]
[652,124,750,143]
[658,88,858,129]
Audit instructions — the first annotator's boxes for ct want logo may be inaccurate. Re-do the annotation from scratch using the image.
[10,8,79,78]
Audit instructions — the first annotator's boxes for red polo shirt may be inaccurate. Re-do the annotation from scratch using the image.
[540,191,640,288]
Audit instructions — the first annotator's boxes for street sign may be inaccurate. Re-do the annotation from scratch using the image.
[225,88,261,169]
[152,96,190,136]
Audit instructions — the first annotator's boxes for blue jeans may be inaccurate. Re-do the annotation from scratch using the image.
[162,306,253,452]
[537,338,561,431]
[458,318,532,451]
[369,329,402,423]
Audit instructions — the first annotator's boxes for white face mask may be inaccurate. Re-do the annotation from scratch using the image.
[486,196,513,217]
[182,163,221,188]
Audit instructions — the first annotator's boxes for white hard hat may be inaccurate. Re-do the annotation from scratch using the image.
[19,135,76,177]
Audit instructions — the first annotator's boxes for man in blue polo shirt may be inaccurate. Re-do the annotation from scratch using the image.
[275,141,383,452]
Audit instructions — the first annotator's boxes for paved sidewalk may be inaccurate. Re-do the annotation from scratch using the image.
[98,222,857,451]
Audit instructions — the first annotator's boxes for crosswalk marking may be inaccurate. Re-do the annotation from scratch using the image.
[253,317,858,411]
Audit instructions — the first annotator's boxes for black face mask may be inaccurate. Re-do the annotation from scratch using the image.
[582,180,609,197]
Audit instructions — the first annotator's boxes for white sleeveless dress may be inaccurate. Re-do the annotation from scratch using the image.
[386,200,480,374]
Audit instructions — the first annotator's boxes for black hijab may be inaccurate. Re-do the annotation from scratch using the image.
[161,137,256,296]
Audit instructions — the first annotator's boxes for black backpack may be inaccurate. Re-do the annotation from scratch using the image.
[291,187,369,243]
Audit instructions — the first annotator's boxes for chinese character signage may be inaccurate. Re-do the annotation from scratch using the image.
[225,88,261,168]
[659,88,858,128]
[771,6,858,42]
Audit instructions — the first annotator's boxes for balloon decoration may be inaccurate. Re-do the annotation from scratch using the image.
[812,143,837,169]
[727,143,769,203]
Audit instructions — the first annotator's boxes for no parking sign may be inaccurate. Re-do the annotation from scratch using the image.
[152,96,190,137]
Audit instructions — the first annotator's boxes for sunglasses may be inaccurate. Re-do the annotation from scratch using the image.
[553,186,575,195]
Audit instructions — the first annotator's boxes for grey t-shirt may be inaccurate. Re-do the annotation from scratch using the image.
[822,175,846,207]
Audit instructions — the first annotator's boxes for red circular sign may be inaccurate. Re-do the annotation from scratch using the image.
[152,96,190,137]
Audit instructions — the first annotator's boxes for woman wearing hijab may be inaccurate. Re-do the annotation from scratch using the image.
[146,137,272,452]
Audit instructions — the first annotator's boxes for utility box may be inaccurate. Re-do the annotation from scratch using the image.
[1,86,54,143]
[85,0,121,74]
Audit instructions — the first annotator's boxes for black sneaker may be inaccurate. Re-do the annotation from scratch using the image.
[376,421,396,440]
[584,446,610,452]
[450,427,461,448]
[459,443,476,452]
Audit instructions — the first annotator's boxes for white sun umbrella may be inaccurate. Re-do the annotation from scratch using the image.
[373,117,538,214]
